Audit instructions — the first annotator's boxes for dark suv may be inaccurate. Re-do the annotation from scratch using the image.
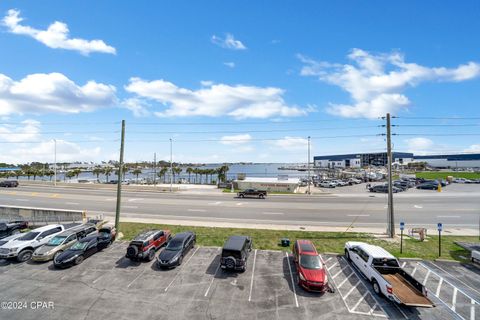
[0,180,19,188]
[126,229,171,261]
[220,235,252,272]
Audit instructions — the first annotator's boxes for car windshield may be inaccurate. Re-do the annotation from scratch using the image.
[70,241,88,250]
[47,236,66,246]
[18,232,40,241]
[300,255,323,270]
[166,239,182,251]
[98,231,109,238]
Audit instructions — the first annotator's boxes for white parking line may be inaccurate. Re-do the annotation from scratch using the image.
[401,261,406,268]
[436,278,443,296]
[127,268,147,288]
[422,269,431,285]
[471,299,476,320]
[164,247,200,292]
[324,257,332,264]
[92,274,104,284]
[188,209,206,212]
[204,264,221,297]
[285,252,299,308]
[452,287,458,312]
[351,291,369,311]
[337,272,355,289]
[327,262,338,271]
[343,280,360,299]
[332,266,349,279]
[248,249,257,302]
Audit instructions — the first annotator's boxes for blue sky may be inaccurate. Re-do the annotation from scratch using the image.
[0,1,479,164]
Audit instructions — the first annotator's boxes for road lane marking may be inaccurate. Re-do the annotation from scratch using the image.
[236,203,244,206]
[15,199,29,202]
[123,205,138,209]
[65,202,79,205]
[437,215,461,218]
[285,252,299,308]
[188,209,206,212]
[164,247,199,292]
[105,198,116,201]
[50,194,59,198]
[414,205,423,209]
[31,192,38,196]
[248,249,257,302]
[208,201,222,205]
[347,214,370,217]
[262,212,284,215]
[127,198,144,202]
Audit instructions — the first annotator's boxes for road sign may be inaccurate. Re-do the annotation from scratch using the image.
[437,222,443,231]
[400,222,405,231]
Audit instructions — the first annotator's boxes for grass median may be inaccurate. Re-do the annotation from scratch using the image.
[119,222,476,262]
[415,172,480,180]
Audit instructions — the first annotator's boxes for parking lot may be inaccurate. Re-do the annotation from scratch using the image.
[0,243,476,320]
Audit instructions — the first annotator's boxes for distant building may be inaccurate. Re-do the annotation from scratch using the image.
[414,153,480,169]
[235,177,300,193]
[313,152,480,169]
[313,152,414,169]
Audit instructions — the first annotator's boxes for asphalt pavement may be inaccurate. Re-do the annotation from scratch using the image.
[0,184,479,234]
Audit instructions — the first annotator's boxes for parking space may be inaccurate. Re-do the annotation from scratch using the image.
[0,244,469,320]
[403,260,480,320]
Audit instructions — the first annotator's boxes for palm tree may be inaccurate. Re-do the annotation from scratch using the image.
[74,168,82,179]
[104,167,113,183]
[173,167,182,183]
[65,171,75,180]
[44,170,54,181]
[132,168,142,183]
[217,164,229,183]
[158,167,168,183]
[193,168,199,184]
[186,167,193,184]
[93,167,103,181]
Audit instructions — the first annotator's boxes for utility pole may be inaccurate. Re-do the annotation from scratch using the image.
[170,138,173,192]
[153,152,157,186]
[307,136,311,195]
[115,120,125,233]
[386,113,395,238]
[53,139,57,187]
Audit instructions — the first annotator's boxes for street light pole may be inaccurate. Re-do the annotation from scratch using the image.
[153,152,157,186]
[307,136,311,195]
[170,138,173,192]
[53,139,57,187]
[386,113,395,238]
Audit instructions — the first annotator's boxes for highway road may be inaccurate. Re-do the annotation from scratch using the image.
[0,184,479,232]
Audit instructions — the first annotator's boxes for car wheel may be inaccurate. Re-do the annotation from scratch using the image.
[372,279,381,296]
[75,256,84,265]
[225,257,236,269]
[147,249,155,261]
[259,194,264,199]
[177,255,183,266]
[17,250,33,262]
[240,194,244,198]
[345,249,350,261]
[126,246,138,258]
[53,251,63,261]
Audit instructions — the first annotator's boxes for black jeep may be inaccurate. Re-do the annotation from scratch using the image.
[220,235,252,272]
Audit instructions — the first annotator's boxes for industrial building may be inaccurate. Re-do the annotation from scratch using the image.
[235,177,300,193]
[314,152,480,169]
[313,152,414,168]
[414,153,480,169]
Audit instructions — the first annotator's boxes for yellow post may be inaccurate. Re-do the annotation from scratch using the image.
[82,210,87,222]
[437,183,442,192]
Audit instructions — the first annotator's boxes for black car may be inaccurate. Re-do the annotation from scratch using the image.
[0,220,28,240]
[220,235,252,272]
[157,231,196,268]
[0,180,19,188]
[53,234,109,268]
[369,185,401,193]
[416,182,440,190]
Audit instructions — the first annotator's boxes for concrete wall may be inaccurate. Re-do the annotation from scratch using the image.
[0,205,83,223]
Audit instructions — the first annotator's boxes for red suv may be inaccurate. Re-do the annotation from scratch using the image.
[292,240,328,292]
[126,229,171,261]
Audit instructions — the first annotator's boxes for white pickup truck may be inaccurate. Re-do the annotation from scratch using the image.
[345,241,434,307]
[0,224,65,262]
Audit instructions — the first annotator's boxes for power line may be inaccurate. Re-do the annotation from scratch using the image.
[395,116,480,120]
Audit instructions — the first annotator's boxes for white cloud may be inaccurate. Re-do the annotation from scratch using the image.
[2,9,116,55]
[0,139,101,164]
[125,77,309,119]
[271,136,309,151]
[464,144,480,153]
[0,119,41,142]
[0,72,116,115]
[211,33,246,50]
[223,62,235,68]
[122,98,151,117]
[299,49,480,118]
[220,134,252,145]
[405,137,434,155]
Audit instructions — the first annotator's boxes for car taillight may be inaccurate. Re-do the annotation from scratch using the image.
[386,285,393,294]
